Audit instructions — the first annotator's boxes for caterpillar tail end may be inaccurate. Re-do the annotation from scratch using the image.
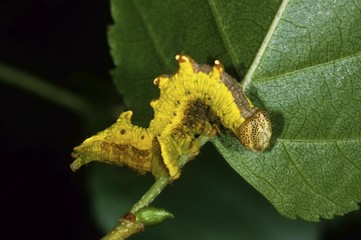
[70,158,81,172]
[70,146,94,172]
[70,156,83,172]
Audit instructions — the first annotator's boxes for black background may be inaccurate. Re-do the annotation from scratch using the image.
[1,1,360,239]
[1,1,114,239]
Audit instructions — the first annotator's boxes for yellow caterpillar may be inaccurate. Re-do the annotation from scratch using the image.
[71,55,272,180]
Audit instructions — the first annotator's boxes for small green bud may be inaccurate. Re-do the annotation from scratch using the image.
[135,206,174,226]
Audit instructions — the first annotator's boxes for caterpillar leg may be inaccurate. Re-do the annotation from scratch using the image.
[157,130,203,180]
[157,136,182,180]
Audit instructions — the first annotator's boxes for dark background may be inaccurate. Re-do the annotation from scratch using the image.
[0,1,114,239]
[1,1,360,239]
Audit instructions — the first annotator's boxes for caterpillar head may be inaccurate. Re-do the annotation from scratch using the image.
[238,110,272,151]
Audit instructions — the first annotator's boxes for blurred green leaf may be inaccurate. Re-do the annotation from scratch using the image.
[107,0,361,230]
[89,145,318,240]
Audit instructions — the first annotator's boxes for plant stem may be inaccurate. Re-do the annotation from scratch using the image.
[101,176,170,240]
[101,136,210,239]
[131,175,170,213]
[101,215,144,240]
[0,62,92,116]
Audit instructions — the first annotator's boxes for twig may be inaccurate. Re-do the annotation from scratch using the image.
[0,62,92,116]
[101,136,210,239]
[101,176,170,240]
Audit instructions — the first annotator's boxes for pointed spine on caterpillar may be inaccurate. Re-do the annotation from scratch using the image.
[70,111,158,175]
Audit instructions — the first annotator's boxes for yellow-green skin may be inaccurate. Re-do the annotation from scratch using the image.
[71,111,156,174]
[71,54,272,180]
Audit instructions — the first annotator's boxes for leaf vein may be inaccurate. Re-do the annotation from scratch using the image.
[282,143,346,211]
[335,142,361,172]
[206,0,241,77]
[242,0,290,88]
[278,138,361,143]
[254,52,361,82]
[131,0,173,70]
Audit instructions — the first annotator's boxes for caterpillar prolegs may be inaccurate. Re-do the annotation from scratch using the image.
[71,55,272,180]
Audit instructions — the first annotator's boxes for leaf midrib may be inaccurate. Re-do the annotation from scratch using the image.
[242,0,290,88]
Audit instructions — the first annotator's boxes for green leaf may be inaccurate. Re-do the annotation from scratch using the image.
[108,0,361,222]
[213,0,361,221]
[108,0,281,125]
